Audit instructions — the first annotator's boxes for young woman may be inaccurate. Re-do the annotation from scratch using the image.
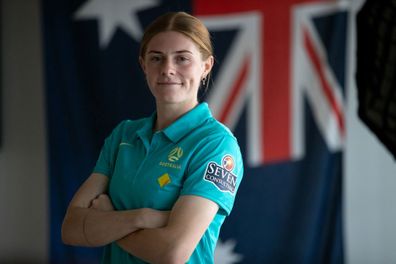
[62,11,244,264]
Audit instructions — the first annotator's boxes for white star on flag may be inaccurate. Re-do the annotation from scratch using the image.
[74,0,159,48]
[215,239,243,264]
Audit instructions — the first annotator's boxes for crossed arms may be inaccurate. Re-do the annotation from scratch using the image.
[61,173,219,264]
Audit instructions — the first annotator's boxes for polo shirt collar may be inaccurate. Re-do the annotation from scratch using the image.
[136,113,156,148]
[163,102,212,143]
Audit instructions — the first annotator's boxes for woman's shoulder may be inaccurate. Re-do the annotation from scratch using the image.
[196,117,237,142]
[109,116,152,137]
[120,116,151,129]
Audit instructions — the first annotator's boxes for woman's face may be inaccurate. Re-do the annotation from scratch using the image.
[140,31,213,108]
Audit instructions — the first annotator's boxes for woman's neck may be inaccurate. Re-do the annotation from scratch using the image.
[154,101,198,131]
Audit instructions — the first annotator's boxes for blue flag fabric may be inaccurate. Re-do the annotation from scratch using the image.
[43,0,347,263]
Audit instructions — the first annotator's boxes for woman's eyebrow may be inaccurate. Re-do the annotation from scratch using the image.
[174,50,193,54]
[147,50,193,55]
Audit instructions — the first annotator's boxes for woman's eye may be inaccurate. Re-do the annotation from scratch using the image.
[177,56,189,63]
[149,56,161,62]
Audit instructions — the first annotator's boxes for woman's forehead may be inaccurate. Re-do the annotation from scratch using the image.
[146,31,201,55]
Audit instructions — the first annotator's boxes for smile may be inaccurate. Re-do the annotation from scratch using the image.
[157,82,182,85]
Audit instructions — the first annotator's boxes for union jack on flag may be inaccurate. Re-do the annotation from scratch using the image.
[197,0,348,166]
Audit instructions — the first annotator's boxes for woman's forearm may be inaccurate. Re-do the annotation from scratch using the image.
[116,196,218,264]
[117,227,186,264]
[61,206,142,247]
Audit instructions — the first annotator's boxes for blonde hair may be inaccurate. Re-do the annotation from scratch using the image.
[139,12,213,61]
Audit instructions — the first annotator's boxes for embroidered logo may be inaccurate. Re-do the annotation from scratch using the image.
[203,155,237,194]
[168,147,183,162]
[157,173,171,188]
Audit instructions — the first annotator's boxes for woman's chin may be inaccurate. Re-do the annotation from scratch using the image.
[155,97,182,105]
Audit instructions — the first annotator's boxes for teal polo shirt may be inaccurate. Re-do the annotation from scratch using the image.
[93,102,244,264]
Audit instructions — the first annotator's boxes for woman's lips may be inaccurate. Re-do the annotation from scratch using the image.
[157,82,182,85]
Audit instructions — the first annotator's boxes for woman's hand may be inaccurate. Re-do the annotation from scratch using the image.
[90,194,114,211]
[89,192,169,231]
[62,173,170,247]
[89,194,169,229]
[138,208,170,229]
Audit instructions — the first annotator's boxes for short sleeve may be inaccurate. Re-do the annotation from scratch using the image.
[181,135,244,216]
[92,121,125,178]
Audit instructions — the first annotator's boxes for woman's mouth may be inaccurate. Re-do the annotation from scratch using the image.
[157,81,182,85]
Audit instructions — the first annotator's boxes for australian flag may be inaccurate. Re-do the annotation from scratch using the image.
[42,0,349,263]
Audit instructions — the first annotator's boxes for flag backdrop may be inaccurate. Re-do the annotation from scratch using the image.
[43,0,349,263]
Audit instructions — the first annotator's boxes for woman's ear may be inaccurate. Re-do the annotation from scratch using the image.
[139,56,146,74]
[203,55,214,76]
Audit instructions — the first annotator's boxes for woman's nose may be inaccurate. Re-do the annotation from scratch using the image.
[161,59,175,76]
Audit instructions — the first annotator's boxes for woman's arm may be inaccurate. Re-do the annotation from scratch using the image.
[61,173,169,247]
[117,195,219,264]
